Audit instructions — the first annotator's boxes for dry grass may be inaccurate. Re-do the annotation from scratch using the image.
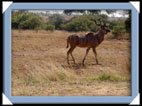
[12,30,131,96]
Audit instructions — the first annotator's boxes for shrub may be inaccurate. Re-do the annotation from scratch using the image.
[48,14,65,30]
[12,12,44,30]
[18,14,43,29]
[45,24,55,31]
[63,17,99,32]
[125,18,131,33]
[108,19,125,30]
[112,25,126,38]
[35,27,41,33]
[12,11,22,29]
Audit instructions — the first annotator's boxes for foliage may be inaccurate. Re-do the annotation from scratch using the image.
[63,10,112,15]
[12,10,131,38]
[64,10,86,15]
[19,15,42,29]
[47,14,65,30]
[105,10,117,14]
[63,16,98,32]
[12,11,23,29]
[35,27,41,33]
[45,24,55,31]
[61,15,109,32]
[12,11,110,32]
[125,11,131,33]
[12,11,44,30]
[112,25,126,38]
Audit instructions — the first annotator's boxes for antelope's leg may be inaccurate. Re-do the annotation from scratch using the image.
[67,47,76,64]
[70,47,76,64]
[67,48,71,64]
[92,47,99,64]
[82,48,90,64]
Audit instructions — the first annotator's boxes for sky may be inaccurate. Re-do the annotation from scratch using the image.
[28,10,129,18]
[100,10,129,17]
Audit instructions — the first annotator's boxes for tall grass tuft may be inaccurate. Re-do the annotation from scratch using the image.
[18,60,78,85]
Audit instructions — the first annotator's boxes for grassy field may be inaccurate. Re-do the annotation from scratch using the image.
[12,30,131,96]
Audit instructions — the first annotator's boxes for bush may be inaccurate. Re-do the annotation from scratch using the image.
[45,24,55,31]
[108,19,125,30]
[63,16,99,32]
[48,14,65,30]
[112,25,126,38]
[12,11,22,29]
[125,18,131,33]
[19,14,43,29]
[12,12,44,30]
[35,27,41,33]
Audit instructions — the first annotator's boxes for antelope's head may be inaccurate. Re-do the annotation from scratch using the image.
[94,18,111,34]
[100,24,111,34]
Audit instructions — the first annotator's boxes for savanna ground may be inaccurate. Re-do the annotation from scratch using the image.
[12,30,131,96]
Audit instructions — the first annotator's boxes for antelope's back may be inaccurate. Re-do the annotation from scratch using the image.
[85,32,100,47]
[67,34,80,46]
[77,34,88,47]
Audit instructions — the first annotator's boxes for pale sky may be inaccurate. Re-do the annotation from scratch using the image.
[100,10,129,17]
[28,10,129,17]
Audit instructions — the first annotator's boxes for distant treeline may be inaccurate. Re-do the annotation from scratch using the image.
[12,11,131,38]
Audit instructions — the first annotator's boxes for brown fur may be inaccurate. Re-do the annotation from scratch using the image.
[67,20,110,65]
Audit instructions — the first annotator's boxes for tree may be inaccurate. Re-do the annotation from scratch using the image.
[48,14,65,29]
[12,11,22,29]
[105,10,117,14]
[18,14,43,29]
[63,16,99,32]
[125,11,131,33]
[12,11,44,30]
[45,24,55,31]
[63,10,101,15]
[112,25,126,38]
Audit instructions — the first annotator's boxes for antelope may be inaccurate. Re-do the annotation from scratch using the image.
[66,19,111,65]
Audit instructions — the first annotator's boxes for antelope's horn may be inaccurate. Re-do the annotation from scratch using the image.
[94,18,102,26]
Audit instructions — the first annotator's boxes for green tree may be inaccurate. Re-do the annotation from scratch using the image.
[63,16,99,32]
[64,10,101,15]
[12,11,22,29]
[108,19,125,30]
[125,11,131,33]
[12,12,44,30]
[18,14,43,29]
[45,24,55,31]
[112,25,126,38]
[48,14,65,29]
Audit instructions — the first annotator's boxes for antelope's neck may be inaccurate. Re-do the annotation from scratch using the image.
[97,31,105,44]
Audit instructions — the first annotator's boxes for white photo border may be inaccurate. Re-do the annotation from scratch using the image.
[3,2,139,104]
